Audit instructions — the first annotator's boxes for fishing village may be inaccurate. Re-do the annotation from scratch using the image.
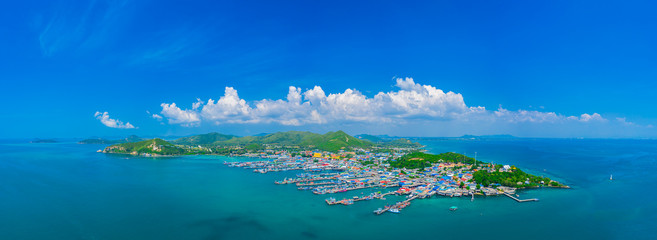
[224,147,563,215]
[98,131,564,214]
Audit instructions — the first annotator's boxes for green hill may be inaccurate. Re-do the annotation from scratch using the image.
[390,152,482,169]
[102,131,414,155]
[316,131,372,152]
[208,130,373,152]
[104,138,185,155]
[356,134,422,148]
[356,134,384,142]
[172,132,237,145]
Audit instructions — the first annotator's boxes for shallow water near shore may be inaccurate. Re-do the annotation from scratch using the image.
[0,138,655,239]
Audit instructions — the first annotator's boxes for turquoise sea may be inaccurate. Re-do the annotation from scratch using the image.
[1,138,656,240]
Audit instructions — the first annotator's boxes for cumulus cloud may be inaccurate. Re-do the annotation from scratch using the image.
[155,77,610,128]
[160,103,201,126]
[94,111,136,129]
[579,113,606,122]
[201,87,251,123]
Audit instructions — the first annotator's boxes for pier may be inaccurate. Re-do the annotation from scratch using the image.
[503,192,539,202]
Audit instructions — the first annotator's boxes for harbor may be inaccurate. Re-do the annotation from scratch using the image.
[223,149,548,215]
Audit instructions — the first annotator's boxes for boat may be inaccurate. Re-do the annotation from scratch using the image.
[449,206,458,211]
[389,208,400,213]
[610,174,613,181]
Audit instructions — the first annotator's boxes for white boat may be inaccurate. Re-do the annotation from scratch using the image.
[610,174,613,181]
[389,208,400,213]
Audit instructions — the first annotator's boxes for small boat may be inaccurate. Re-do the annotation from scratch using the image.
[610,174,613,181]
[389,208,400,213]
[449,206,458,211]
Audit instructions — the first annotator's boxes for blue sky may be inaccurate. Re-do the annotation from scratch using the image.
[1,0,656,138]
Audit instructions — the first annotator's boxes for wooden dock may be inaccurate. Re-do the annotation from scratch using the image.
[503,192,539,202]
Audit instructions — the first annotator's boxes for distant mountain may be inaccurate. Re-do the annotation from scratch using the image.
[221,131,317,146]
[103,138,185,155]
[378,138,423,148]
[30,138,58,143]
[79,135,145,144]
[171,132,237,145]
[459,134,517,139]
[104,130,421,155]
[355,134,397,142]
[355,134,422,148]
[214,130,374,152]
[166,130,380,152]
[355,134,384,142]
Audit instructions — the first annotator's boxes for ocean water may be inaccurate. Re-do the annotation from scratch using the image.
[0,138,656,240]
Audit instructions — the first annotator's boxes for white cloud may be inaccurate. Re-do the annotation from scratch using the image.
[200,87,251,123]
[616,117,634,125]
[494,107,561,123]
[160,103,200,126]
[192,98,204,110]
[579,113,606,122]
[154,77,615,129]
[94,111,136,129]
[147,110,163,120]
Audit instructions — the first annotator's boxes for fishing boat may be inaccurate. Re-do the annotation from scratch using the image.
[449,206,458,211]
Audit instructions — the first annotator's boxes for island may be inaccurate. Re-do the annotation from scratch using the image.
[102,130,567,214]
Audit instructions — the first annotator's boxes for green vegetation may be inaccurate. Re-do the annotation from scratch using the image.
[356,134,385,142]
[104,131,421,156]
[317,131,372,152]
[195,130,375,152]
[356,134,423,148]
[172,132,237,145]
[388,151,560,188]
[378,138,423,148]
[472,167,557,188]
[390,152,483,169]
[245,143,263,151]
[104,138,185,155]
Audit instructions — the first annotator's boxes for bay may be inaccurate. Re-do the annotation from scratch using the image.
[0,138,655,239]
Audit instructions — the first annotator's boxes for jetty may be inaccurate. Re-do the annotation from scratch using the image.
[503,192,539,202]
